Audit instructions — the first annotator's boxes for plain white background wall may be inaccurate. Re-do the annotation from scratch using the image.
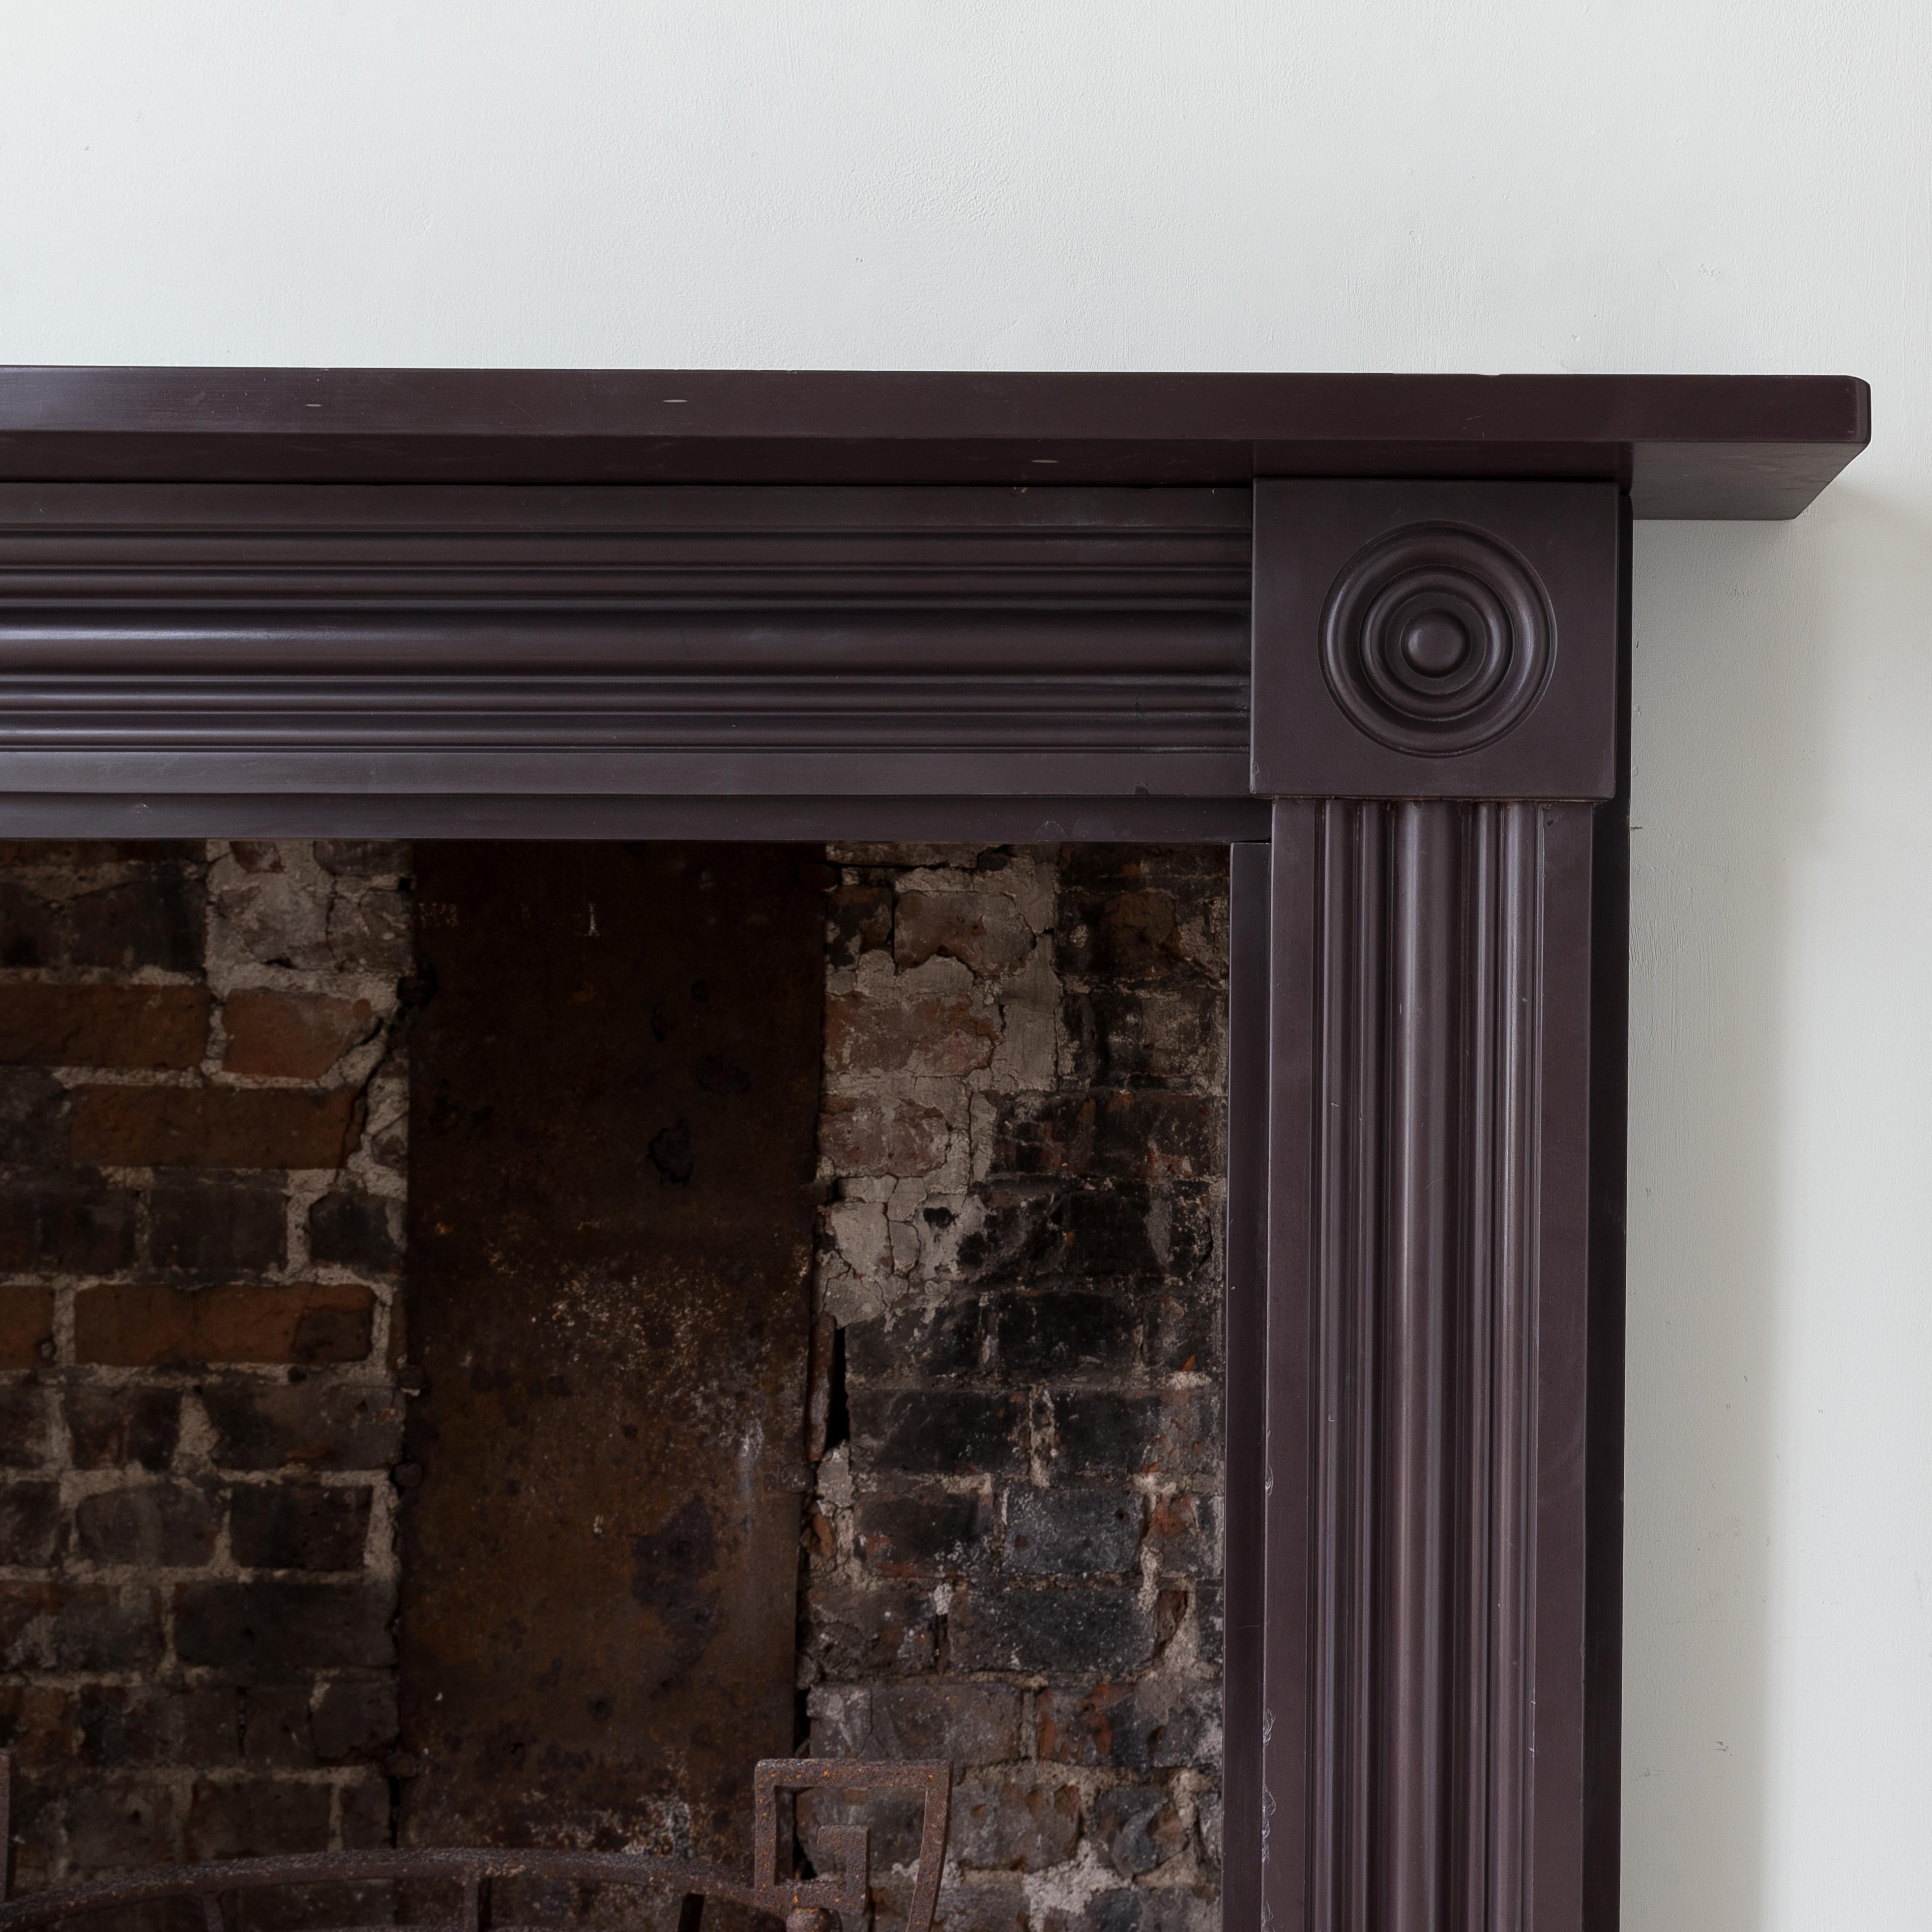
[4,4,1928,1923]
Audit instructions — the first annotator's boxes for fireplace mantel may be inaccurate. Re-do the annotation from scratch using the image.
[0,367,1869,1932]
[0,367,1866,516]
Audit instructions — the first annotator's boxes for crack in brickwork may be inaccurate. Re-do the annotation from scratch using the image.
[0,838,412,1898]
[802,844,1228,1932]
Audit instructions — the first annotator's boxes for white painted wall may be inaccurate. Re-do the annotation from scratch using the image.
[4,4,1928,1923]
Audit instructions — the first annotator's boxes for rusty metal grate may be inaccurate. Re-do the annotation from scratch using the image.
[0,1756,949,1932]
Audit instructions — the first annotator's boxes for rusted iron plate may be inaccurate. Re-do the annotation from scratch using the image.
[401,846,827,1924]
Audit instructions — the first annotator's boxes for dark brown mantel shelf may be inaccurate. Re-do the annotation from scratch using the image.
[0,366,1868,517]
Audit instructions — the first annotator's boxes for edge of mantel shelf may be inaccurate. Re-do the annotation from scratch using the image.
[0,368,1870,518]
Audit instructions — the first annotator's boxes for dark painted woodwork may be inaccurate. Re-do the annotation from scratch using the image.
[0,791,1274,844]
[1581,502,1634,1932]
[0,368,1866,518]
[1253,483,1621,802]
[0,483,1248,803]
[1260,801,1596,1932]
[0,365,1858,1931]
[400,842,825,1913]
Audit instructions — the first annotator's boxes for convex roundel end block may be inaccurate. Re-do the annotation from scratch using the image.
[1251,480,1622,802]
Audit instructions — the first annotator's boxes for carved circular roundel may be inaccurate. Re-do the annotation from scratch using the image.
[1319,523,1556,756]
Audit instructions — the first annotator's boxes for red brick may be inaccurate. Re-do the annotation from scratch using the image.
[222,991,374,1080]
[68,1085,359,1168]
[825,990,997,1077]
[0,1284,54,1368]
[74,1282,375,1366]
[0,985,211,1070]
[819,1095,949,1176]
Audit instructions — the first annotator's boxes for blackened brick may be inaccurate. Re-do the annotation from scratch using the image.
[74,1484,221,1567]
[311,1679,398,1763]
[801,1583,939,1678]
[185,1777,331,1858]
[1150,1285,1220,1376]
[949,1780,1080,1872]
[807,1681,1022,1768]
[1091,1785,1184,1877]
[0,1380,49,1467]
[68,869,204,974]
[854,1390,1026,1477]
[995,1289,1141,1379]
[306,1188,400,1276]
[0,1066,71,1164]
[0,884,60,970]
[62,1779,178,1873]
[1047,1391,1155,1475]
[173,1580,396,1681]
[0,1582,163,1671]
[1049,1389,1220,1479]
[0,1170,139,1273]
[230,1483,372,1571]
[958,1183,1208,1283]
[1062,985,1223,1091]
[947,1581,1153,1675]
[243,1684,316,1767]
[1004,1486,1141,1576]
[845,1300,988,1384]
[1196,1576,1224,1669]
[0,1481,63,1565]
[1146,1494,1217,1576]
[853,1490,992,1577]
[200,1380,404,1471]
[149,1171,288,1275]
[63,1385,181,1471]
[338,1771,392,1849]
[1086,1886,1218,1932]
[76,1683,241,1768]
[1035,1678,1219,1773]
[989,1091,1221,1181]
[1056,846,1227,983]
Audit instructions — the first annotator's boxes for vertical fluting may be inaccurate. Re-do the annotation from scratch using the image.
[1384,801,1457,1932]
[1306,800,1545,1932]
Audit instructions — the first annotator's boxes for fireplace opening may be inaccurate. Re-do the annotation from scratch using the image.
[0,838,1229,1932]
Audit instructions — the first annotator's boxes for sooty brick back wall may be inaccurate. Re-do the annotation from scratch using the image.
[803,845,1228,1932]
[0,839,412,1892]
[1,837,1227,1932]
